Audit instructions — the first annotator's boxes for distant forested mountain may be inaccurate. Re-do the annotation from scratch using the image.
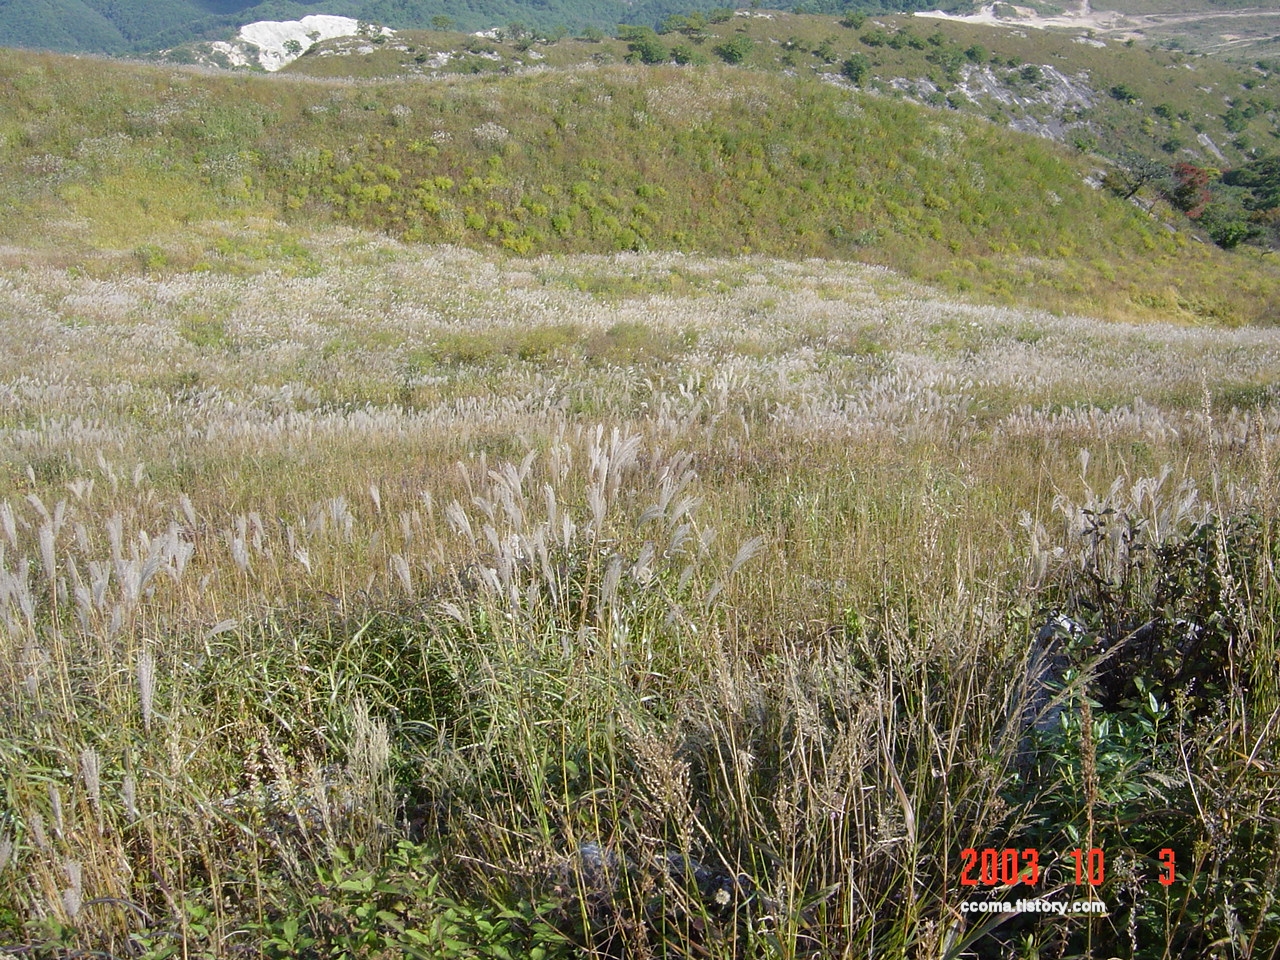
[2,0,265,53]
[0,0,959,53]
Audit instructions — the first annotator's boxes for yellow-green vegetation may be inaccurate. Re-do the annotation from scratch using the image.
[282,12,1280,174]
[3,46,1280,323]
[280,11,1280,260]
[0,235,1278,958]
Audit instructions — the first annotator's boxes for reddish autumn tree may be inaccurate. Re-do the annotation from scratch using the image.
[1168,162,1211,218]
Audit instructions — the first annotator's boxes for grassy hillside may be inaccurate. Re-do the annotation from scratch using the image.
[285,11,1280,172]
[278,10,1280,266]
[3,46,1279,323]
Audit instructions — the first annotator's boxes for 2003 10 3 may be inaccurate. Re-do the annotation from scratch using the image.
[958,847,1177,887]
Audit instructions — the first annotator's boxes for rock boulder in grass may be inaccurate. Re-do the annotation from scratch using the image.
[556,842,759,923]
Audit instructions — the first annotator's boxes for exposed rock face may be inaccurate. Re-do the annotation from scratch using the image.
[884,59,1098,147]
[958,63,1097,141]
[238,16,394,72]
[183,15,395,72]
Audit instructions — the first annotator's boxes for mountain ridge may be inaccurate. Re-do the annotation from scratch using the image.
[0,0,1020,53]
[6,0,1280,55]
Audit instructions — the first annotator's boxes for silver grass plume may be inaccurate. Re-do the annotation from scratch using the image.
[122,775,138,822]
[137,650,155,731]
[60,860,82,918]
[80,748,101,810]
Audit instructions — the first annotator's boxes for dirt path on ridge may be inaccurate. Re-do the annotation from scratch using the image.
[913,2,1280,45]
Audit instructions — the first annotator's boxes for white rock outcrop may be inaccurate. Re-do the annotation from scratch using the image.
[237,15,393,71]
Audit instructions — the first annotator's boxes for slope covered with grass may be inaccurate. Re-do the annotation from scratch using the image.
[3,47,1278,323]
[283,11,1280,176]
[277,11,1280,257]
[0,234,1278,959]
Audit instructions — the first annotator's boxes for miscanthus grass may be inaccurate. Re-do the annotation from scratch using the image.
[0,230,1277,958]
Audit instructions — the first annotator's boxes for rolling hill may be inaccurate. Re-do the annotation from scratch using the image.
[2,41,1278,323]
[259,9,1280,259]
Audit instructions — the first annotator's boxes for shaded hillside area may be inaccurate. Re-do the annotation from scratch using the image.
[1,0,268,54]
[2,47,1279,322]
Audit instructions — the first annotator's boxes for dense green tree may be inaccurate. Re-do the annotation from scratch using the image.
[842,52,869,84]
[713,34,752,64]
[658,11,706,36]
[1223,155,1280,211]
[1199,199,1259,248]
[619,25,667,63]
[658,13,687,33]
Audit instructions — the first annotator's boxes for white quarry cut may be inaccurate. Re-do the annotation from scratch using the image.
[237,15,393,71]
[207,40,252,68]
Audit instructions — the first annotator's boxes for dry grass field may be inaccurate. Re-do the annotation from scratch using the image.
[0,228,1278,957]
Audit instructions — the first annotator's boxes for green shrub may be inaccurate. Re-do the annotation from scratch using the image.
[713,35,754,65]
[255,843,572,959]
[619,26,667,64]
[842,54,870,85]
[1111,82,1140,103]
[133,243,168,272]
[178,314,230,349]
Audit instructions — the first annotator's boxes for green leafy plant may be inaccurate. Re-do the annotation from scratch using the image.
[255,843,572,959]
[712,35,753,65]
